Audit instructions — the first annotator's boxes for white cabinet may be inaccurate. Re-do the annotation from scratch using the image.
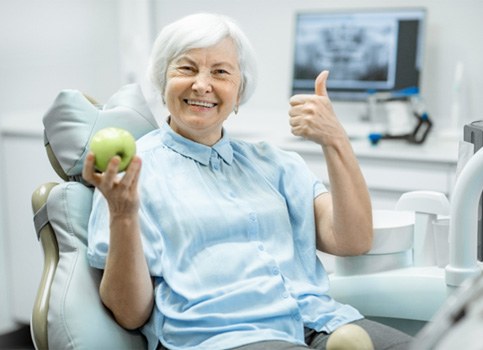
[277,136,458,210]
[280,136,458,273]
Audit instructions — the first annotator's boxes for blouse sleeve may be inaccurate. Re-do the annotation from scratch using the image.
[86,189,111,270]
[243,140,327,233]
[86,182,165,278]
[254,141,327,199]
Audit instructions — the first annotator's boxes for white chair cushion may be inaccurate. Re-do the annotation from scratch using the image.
[43,84,159,177]
[46,182,146,349]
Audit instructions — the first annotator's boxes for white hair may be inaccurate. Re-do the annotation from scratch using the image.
[147,13,258,105]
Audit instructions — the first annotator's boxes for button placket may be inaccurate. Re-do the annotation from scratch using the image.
[247,212,258,239]
[209,151,220,171]
[246,211,293,305]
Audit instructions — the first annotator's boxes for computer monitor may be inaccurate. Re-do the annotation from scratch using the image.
[291,8,426,101]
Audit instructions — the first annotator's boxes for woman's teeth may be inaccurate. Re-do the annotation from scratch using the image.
[185,99,216,108]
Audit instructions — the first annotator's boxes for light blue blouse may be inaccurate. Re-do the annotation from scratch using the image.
[87,122,362,350]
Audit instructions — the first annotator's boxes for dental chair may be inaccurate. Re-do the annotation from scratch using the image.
[30,84,159,349]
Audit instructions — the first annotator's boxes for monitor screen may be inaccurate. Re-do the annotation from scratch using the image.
[291,8,426,100]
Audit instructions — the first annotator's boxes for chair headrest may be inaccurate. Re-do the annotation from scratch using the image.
[43,84,159,180]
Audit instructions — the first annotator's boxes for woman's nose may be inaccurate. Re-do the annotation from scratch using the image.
[192,72,213,94]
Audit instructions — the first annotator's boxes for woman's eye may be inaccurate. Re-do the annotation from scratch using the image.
[178,66,195,74]
[214,69,229,75]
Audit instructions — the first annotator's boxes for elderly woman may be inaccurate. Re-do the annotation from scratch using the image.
[83,13,412,350]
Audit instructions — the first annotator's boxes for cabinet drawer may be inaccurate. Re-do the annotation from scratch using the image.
[299,153,455,195]
[361,159,453,194]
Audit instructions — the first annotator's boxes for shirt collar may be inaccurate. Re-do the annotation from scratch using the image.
[160,122,233,166]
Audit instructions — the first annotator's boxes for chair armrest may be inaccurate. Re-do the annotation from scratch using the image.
[31,182,59,350]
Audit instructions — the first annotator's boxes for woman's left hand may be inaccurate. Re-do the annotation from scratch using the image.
[288,70,348,147]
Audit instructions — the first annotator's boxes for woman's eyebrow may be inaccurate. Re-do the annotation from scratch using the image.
[174,55,195,65]
[175,55,236,67]
[212,62,237,70]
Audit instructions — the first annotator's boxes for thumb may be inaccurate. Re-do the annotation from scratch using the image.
[315,70,329,97]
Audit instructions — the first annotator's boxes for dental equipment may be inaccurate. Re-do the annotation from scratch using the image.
[463,120,483,260]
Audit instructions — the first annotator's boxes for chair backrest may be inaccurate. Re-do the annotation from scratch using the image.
[31,84,159,349]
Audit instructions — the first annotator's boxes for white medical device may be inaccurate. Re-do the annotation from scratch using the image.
[329,120,483,341]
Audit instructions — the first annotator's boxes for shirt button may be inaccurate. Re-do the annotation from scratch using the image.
[272,267,280,275]
[282,291,289,299]
[293,314,301,321]
[210,155,220,170]
[258,244,265,251]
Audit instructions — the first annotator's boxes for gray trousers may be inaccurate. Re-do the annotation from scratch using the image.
[229,319,413,350]
[159,319,413,350]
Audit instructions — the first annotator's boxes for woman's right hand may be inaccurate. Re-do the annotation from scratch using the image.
[83,152,154,329]
[82,152,142,216]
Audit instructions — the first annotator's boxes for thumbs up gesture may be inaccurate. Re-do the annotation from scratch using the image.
[314,69,329,97]
[289,70,347,146]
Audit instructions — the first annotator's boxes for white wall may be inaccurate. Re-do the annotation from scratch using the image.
[0,0,123,333]
[153,0,483,131]
[0,1,122,116]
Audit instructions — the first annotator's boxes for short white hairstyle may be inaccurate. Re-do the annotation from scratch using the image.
[147,13,258,105]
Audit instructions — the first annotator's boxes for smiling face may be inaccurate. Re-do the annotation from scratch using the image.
[165,37,242,145]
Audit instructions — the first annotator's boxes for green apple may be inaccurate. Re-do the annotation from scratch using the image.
[327,324,374,350]
[89,127,136,172]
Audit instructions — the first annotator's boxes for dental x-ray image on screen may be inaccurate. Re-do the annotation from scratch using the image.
[292,8,426,101]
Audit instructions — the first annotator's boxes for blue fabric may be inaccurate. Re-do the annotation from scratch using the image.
[87,122,363,350]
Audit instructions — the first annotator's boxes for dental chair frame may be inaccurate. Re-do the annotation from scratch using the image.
[31,84,159,349]
[31,181,147,350]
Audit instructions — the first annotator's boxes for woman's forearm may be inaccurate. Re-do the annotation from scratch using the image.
[319,139,373,256]
[100,214,154,330]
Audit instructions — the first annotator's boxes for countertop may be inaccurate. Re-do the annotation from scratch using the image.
[1,108,459,164]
